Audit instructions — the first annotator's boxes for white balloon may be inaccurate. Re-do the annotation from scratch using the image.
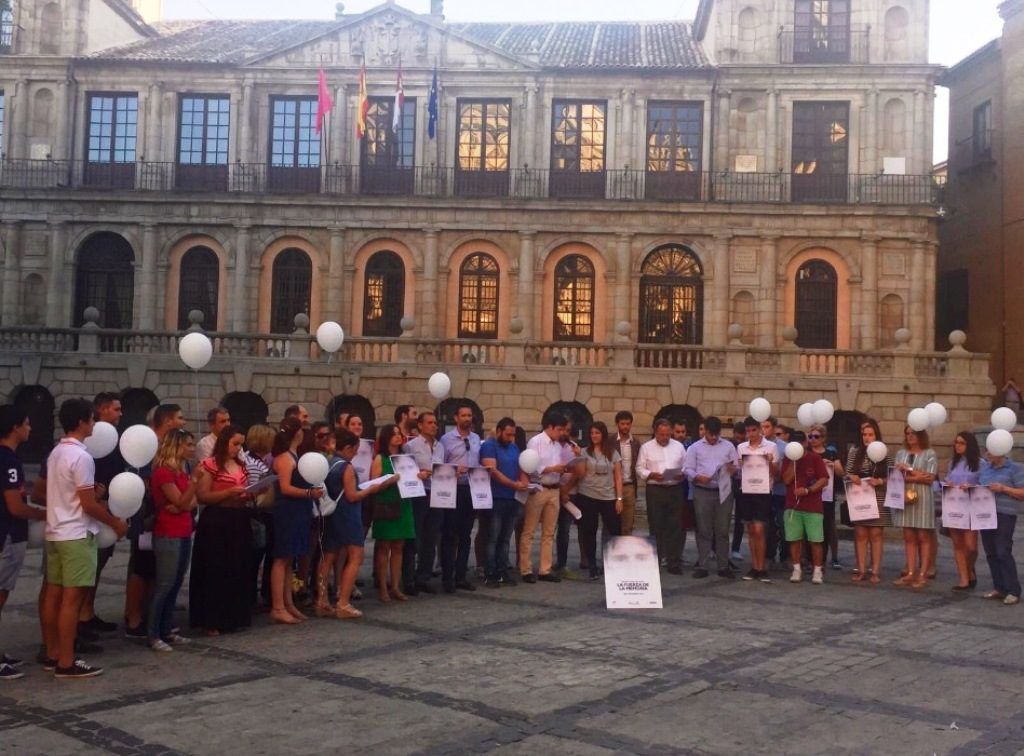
[796,403,816,428]
[748,398,772,423]
[427,372,451,400]
[785,441,805,461]
[178,332,213,370]
[992,407,1018,432]
[108,472,145,519]
[812,399,835,425]
[907,408,930,433]
[95,523,119,549]
[925,402,948,428]
[119,424,159,469]
[986,428,1015,457]
[297,452,330,486]
[84,421,119,459]
[316,321,345,353]
[28,518,46,549]
[519,449,540,475]
[867,441,888,463]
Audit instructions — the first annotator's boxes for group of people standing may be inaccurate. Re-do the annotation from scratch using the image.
[1,393,1023,682]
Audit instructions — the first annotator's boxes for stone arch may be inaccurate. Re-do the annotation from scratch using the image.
[882,97,907,155]
[257,237,324,334]
[635,238,709,275]
[222,391,269,435]
[826,410,866,461]
[21,273,45,326]
[782,245,854,349]
[654,404,703,438]
[10,384,54,464]
[543,400,592,445]
[541,242,608,342]
[445,239,512,340]
[31,87,54,145]
[73,231,136,328]
[435,398,484,436]
[119,388,159,431]
[638,244,705,346]
[327,394,376,439]
[731,290,756,345]
[737,6,759,58]
[350,239,416,338]
[164,235,230,331]
[39,2,61,54]
[883,5,911,62]
[734,97,762,156]
[878,293,904,348]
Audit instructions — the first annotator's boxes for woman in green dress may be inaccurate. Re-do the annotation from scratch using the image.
[370,424,412,602]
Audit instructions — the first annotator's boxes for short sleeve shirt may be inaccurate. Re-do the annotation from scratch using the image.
[479,438,521,500]
[783,451,829,514]
[45,438,98,542]
[0,446,28,544]
[151,466,193,538]
[576,450,621,501]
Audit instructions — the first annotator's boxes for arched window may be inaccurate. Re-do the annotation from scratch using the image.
[178,246,220,330]
[73,233,135,328]
[883,6,910,62]
[639,245,704,345]
[269,248,311,334]
[11,384,54,464]
[879,293,904,348]
[458,253,499,339]
[882,98,907,155]
[553,254,595,342]
[32,88,54,145]
[794,259,837,349]
[363,250,405,337]
[738,7,758,58]
[39,3,60,55]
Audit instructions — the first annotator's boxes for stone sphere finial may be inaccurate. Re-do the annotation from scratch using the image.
[727,323,744,343]
[82,307,100,325]
[400,316,416,333]
[894,328,912,347]
[615,320,632,338]
[781,326,798,343]
[293,313,310,331]
[188,310,205,326]
[509,316,524,335]
[949,330,967,348]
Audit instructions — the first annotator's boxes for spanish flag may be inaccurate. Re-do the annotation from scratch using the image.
[356,64,369,140]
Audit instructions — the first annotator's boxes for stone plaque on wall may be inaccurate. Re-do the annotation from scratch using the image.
[733,247,758,273]
[882,253,906,276]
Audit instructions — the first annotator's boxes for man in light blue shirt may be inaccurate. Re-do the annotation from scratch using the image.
[438,402,481,593]
[683,416,738,578]
[402,412,445,594]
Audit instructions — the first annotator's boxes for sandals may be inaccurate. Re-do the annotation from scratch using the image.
[336,604,363,619]
[893,573,916,586]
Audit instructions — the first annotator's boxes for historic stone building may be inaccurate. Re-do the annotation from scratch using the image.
[938,0,1023,388]
[0,0,990,458]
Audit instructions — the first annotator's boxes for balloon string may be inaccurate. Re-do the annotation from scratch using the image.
[193,369,201,437]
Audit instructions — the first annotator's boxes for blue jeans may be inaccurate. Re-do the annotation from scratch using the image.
[486,497,521,581]
[981,512,1020,598]
[148,536,191,640]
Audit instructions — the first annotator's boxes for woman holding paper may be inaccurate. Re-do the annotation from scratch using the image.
[892,427,938,588]
[370,424,412,602]
[568,421,623,581]
[945,432,982,591]
[845,419,892,584]
[978,452,1024,604]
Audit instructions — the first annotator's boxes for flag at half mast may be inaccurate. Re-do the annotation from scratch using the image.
[356,63,369,139]
[392,61,405,132]
[427,66,438,139]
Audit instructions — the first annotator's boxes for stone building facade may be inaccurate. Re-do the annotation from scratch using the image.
[0,0,990,458]
[938,0,1024,388]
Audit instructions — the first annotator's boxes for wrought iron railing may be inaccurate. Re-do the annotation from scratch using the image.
[778,25,871,65]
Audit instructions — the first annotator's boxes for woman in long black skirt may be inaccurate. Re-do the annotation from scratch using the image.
[190,426,254,636]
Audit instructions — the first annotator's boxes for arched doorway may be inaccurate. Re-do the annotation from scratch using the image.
[826,410,865,460]
[639,245,704,345]
[434,398,484,436]
[327,394,376,439]
[654,404,703,440]
[794,259,838,349]
[223,391,269,435]
[73,233,136,328]
[11,385,55,464]
[119,388,160,431]
[543,401,592,445]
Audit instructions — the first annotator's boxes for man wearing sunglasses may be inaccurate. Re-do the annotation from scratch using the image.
[439,402,481,593]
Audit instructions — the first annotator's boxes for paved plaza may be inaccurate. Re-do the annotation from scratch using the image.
[2,532,1023,756]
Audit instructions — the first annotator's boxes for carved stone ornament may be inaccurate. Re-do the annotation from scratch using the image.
[350,12,428,66]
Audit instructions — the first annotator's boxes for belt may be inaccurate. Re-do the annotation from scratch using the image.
[694,485,718,491]
[541,484,560,490]
[622,480,636,486]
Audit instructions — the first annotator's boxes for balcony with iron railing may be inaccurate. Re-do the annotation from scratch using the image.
[0,159,945,207]
[952,130,999,174]
[778,25,871,65]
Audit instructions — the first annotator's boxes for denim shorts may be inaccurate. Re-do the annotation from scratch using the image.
[0,536,28,591]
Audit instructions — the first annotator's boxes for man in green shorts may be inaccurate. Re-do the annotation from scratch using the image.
[781,430,829,585]
[41,399,127,679]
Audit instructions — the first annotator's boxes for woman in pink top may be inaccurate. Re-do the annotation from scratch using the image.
[148,429,199,652]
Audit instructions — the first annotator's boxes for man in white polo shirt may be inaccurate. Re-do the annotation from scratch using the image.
[41,398,127,679]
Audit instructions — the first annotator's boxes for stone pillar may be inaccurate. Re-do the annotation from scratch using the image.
[524,84,538,168]
[422,229,439,338]
[326,227,345,325]
[333,85,347,167]
[912,89,926,174]
[909,241,926,351]
[924,242,937,351]
[765,89,778,172]
[614,233,632,334]
[138,224,158,330]
[860,234,879,350]
[1,222,23,326]
[711,234,732,347]
[13,79,29,159]
[55,79,71,160]
[517,231,536,339]
[715,89,731,173]
[864,88,879,173]
[45,222,65,327]
[145,82,164,161]
[620,89,635,169]
[758,234,779,347]
[230,225,251,332]
[238,82,253,162]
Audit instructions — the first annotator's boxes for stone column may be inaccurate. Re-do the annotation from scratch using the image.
[238,82,253,163]
[765,89,778,172]
[711,233,732,346]
[145,82,164,162]
[715,89,731,173]
[524,84,538,169]
[614,233,632,334]
[55,79,71,160]
[860,234,879,350]
[620,89,635,170]
[45,222,65,327]
[758,234,779,347]
[909,241,926,351]
[230,225,251,332]
[422,229,439,338]
[333,85,347,167]
[517,231,536,339]
[1,222,23,326]
[138,224,158,330]
[13,79,29,159]
[864,88,879,173]
[326,227,345,325]
[912,89,926,174]
[924,242,937,350]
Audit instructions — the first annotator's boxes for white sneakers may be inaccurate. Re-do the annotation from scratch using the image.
[812,567,824,585]
[790,565,824,584]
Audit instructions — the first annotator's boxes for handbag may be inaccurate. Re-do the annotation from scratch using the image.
[904,454,918,505]
[371,495,401,521]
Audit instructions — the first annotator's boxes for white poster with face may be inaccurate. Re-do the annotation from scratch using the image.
[823,466,835,503]
[352,439,374,484]
[390,454,426,499]
[740,454,771,495]
[429,463,458,509]
[604,536,663,609]
[941,485,971,530]
[845,480,880,522]
[468,467,493,510]
[970,486,998,530]
[885,467,906,511]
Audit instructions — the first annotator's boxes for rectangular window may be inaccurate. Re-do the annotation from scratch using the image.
[794,0,850,63]
[0,2,13,53]
[360,96,416,195]
[973,101,992,161]
[268,96,320,193]
[550,99,606,198]
[936,269,969,348]
[455,99,511,197]
[645,100,703,200]
[84,92,138,188]
[791,101,849,202]
[177,94,229,191]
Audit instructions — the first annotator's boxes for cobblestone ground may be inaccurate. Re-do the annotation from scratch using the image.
[3,530,1024,755]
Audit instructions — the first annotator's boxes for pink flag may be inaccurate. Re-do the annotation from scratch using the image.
[316,69,334,135]
[392,62,404,132]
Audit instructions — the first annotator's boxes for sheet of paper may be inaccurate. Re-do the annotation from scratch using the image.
[357,474,397,491]
[429,463,458,509]
[661,467,684,482]
[390,454,426,499]
[352,439,374,484]
[468,467,494,510]
[244,474,278,494]
[823,466,835,502]
[970,486,998,530]
[941,484,971,529]
[885,467,906,511]
[718,467,733,504]
[561,500,582,520]
[138,531,153,551]
[845,480,880,522]
[604,536,663,609]
[740,454,770,495]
